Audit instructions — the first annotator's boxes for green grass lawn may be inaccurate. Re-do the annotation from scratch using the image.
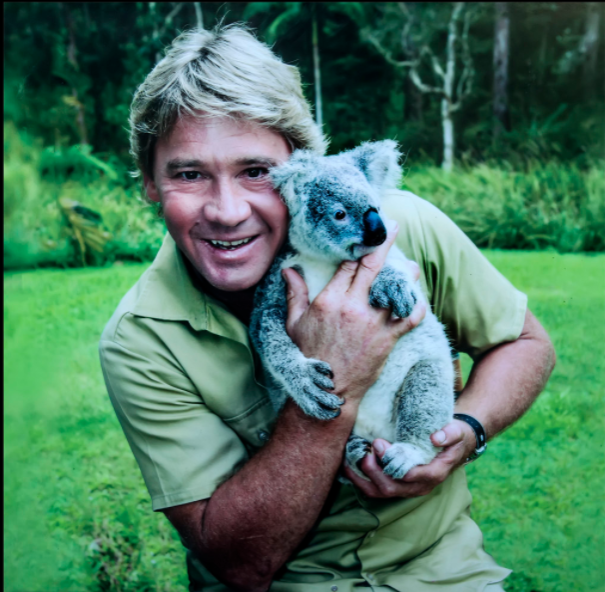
[4,251,604,592]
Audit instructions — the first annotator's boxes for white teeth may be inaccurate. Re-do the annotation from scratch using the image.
[209,237,254,248]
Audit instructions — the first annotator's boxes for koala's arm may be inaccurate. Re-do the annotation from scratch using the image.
[163,399,361,592]
[250,268,343,420]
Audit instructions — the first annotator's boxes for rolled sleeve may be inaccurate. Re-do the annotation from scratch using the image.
[99,335,249,511]
[385,192,528,358]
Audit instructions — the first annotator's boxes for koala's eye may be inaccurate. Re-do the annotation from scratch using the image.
[334,210,346,220]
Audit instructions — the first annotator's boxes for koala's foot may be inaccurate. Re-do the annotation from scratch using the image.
[289,357,343,420]
[343,435,372,483]
[380,442,437,480]
[369,268,417,319]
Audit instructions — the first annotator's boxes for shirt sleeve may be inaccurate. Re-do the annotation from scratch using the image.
[388,193,527,359]
[99,318,249,511]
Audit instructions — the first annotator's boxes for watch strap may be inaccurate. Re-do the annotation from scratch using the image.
[453,413,487,463]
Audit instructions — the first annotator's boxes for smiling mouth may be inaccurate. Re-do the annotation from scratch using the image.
[205,236,258,250]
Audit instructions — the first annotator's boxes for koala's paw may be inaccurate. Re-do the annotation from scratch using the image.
[291,358,343,420]
[343,435,372,482]
[369,273,417,319]
[380,442,436,480]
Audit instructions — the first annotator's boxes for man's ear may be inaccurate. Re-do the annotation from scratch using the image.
[342,140,402,194]
[143,173,161,203]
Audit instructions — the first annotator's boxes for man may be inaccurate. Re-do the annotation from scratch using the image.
[99,24,555,592]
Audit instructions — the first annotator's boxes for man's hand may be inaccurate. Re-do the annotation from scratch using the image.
[282,222,426,403]
[342,419,476,498]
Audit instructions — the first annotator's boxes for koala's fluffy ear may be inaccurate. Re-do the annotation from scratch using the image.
[270,150,315,212]
[343,140,401,194]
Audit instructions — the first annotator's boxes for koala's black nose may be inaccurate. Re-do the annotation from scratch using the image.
[363,208,387,247]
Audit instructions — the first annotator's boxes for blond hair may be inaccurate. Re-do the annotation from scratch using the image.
[129,23,327,179]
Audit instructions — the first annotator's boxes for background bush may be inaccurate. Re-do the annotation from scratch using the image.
[4,2,604,270]
[4,122,166,271]
[5,119,603,271]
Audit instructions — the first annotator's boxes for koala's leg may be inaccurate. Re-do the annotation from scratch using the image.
[257,307,344,421]
[340,434,372,484]
[381,360,454,480]
[369,265,416,319]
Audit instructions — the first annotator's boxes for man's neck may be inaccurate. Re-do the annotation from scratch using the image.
[184,257,256,326]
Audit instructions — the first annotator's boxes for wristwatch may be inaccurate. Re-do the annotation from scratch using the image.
[453,413,487,464]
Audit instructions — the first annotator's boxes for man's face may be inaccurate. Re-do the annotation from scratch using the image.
[145,116,291,292]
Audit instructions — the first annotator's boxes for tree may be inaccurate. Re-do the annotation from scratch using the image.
[243,2,324,128]
[493,2,511,138]
[355,3,475,171]
[556,2,601,101]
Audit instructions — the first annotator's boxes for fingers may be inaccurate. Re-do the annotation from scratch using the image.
[346,436,463,499]
[342,464,383,498]
[403,420,476,484]
[326,259,360,294]
[349,220,399,296]
[282,267,310,328]
[430,419,470,448]
[402,446,463,484]
[355,444,428,498]
[390,300,426,337]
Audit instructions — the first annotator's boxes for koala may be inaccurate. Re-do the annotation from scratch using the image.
[249,141,454,481]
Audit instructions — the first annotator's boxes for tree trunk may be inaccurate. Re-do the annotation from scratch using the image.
[404,72,423,123]
[493,2,511,137]
[63,3,89,146]
[442,98,454,172]
[441,3,462,171]
[194,2,203,30]
[149,3,162,64]
[311,4,323,129]
[582,2,600,101]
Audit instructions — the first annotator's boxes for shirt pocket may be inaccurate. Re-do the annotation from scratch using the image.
[179,331,278,448]
[223,393,277,451]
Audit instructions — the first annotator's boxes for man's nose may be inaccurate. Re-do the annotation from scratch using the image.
[204,181,252,227]
[362,208,387,247]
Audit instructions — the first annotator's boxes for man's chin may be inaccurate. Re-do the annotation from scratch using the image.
[198,267,264,293]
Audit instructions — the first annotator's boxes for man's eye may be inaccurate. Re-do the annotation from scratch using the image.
[179,171,201,181]
[246,168,268,179]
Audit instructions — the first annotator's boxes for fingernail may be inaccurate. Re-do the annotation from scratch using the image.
[374,440,386,455]
[434,430,446,445]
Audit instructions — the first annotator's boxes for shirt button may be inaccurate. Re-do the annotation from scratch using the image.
[330,586,338,592]
[258,430,270,442]
[368,574,375,581]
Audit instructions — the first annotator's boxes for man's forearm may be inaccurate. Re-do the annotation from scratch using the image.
[198,399,359,591]
[455,309,556,439]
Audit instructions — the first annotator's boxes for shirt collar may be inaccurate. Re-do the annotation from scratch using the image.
[131,233,250,346]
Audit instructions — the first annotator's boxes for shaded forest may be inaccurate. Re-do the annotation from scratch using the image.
[4,2,605,269]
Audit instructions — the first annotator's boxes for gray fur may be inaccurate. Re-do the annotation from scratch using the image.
[249,140,454,480]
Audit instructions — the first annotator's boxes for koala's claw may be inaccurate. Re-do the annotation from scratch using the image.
[369,275,417,319]
[380,442,436,480]
[344,435,372,482]
[391,287,416,319]
[291,357,342,420]
[314,362,334,379]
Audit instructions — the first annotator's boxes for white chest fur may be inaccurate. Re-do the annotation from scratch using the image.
[281,255,339,302]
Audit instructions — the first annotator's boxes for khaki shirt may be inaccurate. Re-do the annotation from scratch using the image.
[99,191,527,591]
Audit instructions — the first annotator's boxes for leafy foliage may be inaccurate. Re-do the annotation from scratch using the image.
[403,161,605,252]
[4,123,165,270]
